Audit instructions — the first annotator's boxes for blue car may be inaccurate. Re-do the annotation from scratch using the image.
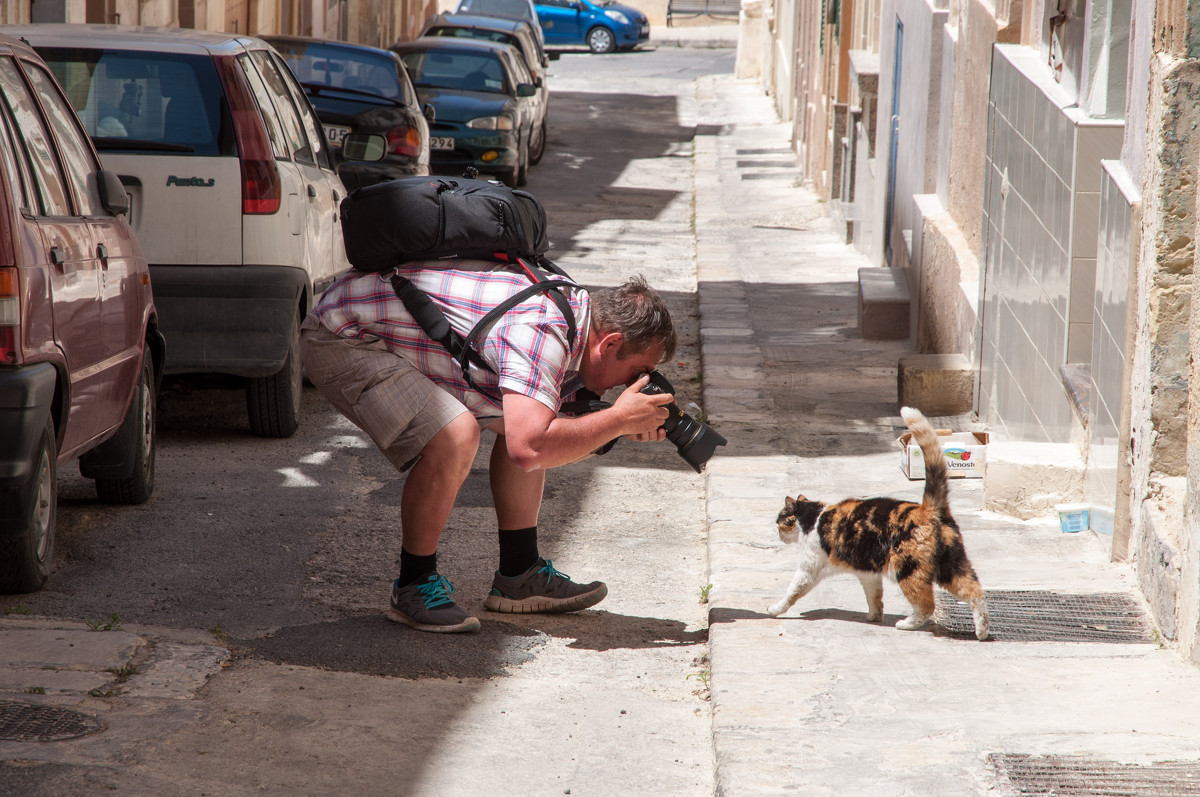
[535,0,650,53]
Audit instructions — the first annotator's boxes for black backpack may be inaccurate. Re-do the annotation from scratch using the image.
[340,175,550,272]
[339,175,577,398]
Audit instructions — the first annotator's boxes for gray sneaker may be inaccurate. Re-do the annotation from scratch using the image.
[483,558,608,614]
[388,573,481,633]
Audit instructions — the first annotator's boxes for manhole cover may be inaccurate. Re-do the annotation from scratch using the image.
[991,754,1200,795]
[934,590,1154,642]
[0,701,103,742]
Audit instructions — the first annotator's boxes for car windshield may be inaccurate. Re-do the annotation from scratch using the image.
[399,49,506,93]
[36,47,230,156]
[271,42,407,102]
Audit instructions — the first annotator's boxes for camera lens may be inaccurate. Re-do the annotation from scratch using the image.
[640,371,727,473]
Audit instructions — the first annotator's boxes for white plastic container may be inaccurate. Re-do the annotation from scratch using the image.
[1055,503,1090,533]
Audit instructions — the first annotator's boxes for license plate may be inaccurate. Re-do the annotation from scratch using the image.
[431,136,456,151]
[324,125,351,148]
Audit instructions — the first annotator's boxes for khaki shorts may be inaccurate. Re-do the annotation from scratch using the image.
[300,318,469,472]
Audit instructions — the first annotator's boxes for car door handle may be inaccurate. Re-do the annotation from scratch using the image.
[307,184,317,198]
[50,246,64,265]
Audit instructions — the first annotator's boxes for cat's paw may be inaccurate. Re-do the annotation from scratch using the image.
[866,610,883,623]
[895,614,930,631]
[767,602,789,617]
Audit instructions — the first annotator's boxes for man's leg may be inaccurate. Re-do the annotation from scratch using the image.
[489,432,545,530]
[300,323,481,633]
[483,434,607,614]
[401,413,481,555]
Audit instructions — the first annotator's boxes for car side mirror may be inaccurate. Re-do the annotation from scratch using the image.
[516,83,537,97]
[98,169,129,216]
[423,103,436,123]
[341,132,388,162]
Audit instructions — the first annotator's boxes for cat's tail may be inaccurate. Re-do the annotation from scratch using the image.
[901,406,950,516]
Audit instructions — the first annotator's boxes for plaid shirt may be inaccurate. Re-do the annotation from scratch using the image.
[311,261,589,418]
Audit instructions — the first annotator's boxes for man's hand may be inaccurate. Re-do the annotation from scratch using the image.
[497,377,674,470]
[612,374,674,439]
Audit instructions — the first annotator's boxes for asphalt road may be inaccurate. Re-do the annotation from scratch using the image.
[2,44,734,796]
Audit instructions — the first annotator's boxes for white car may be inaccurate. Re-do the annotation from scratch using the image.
[6,24,355,437]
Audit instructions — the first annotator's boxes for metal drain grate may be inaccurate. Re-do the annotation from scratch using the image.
[991,754,1200,795]
[933,590,1154,642]
[0,700,102,742]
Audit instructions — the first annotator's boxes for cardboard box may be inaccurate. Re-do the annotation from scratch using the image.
[898,429,989,479]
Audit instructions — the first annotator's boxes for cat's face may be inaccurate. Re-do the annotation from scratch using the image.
[776,495,822,544]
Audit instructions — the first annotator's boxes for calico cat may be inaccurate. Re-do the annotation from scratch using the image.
[768,407,989,640]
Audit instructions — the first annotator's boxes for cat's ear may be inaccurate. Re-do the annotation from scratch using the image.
[795,499,823,532]
[784,496,796,509]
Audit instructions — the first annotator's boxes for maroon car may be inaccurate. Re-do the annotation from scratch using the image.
[0,34,164,593]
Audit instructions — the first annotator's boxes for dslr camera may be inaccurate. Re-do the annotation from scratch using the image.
[637,370,727,473]
[562,371,727,471]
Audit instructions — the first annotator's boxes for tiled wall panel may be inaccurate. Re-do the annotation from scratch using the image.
[978,45,1122,444]
[1086,161,1138,537]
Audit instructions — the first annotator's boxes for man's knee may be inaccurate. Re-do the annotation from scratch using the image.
[424,412,480,467]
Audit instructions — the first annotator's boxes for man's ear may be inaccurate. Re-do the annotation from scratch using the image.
[597,330,624,356]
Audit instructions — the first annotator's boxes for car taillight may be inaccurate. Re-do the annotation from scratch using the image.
[387,125,422,158]
[0,267,19,364]
[214,55,282,215]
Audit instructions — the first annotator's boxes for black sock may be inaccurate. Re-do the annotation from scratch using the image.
[397,548,437,587]
[498,527,539,577]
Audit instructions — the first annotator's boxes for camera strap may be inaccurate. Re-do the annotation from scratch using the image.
[387,257,579,400]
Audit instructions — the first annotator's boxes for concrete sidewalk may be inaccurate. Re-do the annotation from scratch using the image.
[693,73,1200,795]
[650,22,738,49]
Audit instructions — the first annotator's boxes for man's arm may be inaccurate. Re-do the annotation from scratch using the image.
[499,375,673,471]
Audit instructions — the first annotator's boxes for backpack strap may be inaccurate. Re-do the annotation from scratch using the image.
[388,271,580,399]
[456,278,578,396]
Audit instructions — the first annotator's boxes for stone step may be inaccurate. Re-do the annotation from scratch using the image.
[897,353,974,415]
[857,266,910,340]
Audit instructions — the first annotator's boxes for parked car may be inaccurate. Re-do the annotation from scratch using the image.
[419,12,553,164]
[8,24,357,438]
[391,38,545,187]
[263,36,431,190]
[535,0,650,53]
[0,33,163,593]
[454,0,545,51]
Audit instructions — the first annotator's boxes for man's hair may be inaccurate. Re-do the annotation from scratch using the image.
[589,275,677,363]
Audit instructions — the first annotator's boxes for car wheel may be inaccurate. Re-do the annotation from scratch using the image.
[247,319,302,438]
[587,26,617,54]
[530,119,547,165]
[95,350,156,505]
[0,417,57,593]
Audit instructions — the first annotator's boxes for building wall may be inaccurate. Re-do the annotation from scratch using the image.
[771,0,798,120]
[874,0,946,281]
[1088,159,1138,544]
[1185,255,1200,663]
[977,45,1122,442]
[0,0,30,22]
[1124,49,1198,642]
